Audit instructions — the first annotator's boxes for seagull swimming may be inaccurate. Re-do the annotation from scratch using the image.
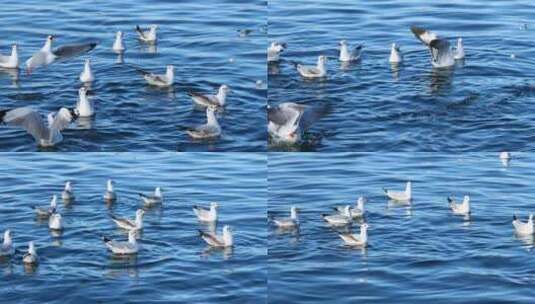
[513,213,534,235]
[139,65,174,87]
[448,195,470,215]
[31,194,57,218]
[22,241,38,265]
[139,187,163,206]
[384,181,412,202]
[61,181,75,201]
[411,26,455,68]
[102,229,139,255]
[79,59,94,83]
[454,38,465,60]
[186,106,221,139]
[267,102,328,144]
[389,43,402,63]
[339,40,363,62]
[103,179,117,202]
[296,55,327,78]
[187,85,230,109]
[273,206,299,229]
[268,42,287,62]
[199,225,233,248]
[112,31,126,53]
[321,206,352,226]
[193,202,218,222]
[0,44,19,69]
[48,212,63,230]
[111,209,145,231]
[334,197,366,218]
[0,230,14,257]
[74,87,94,118]
[339,223,369,247]
[135,25,158,44]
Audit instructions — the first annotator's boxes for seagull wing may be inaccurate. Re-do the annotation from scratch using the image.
[411,26,438,46]
[2,107,49,141]
[50,108,73,131]
[199,230,223,247]
[53,43,97,59]
[351,44,363,59]
[429,38,451,63]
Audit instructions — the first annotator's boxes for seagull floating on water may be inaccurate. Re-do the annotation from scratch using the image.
[193,202,218,222]
[339,223,369,247]
[0,107,77,147]
[103,179,117,202]
[448,195,470,215]
[0,230,14,257]
[411,26,454,68]
[273,206,300,229]
[23,241,38,265]
[31,194,57,218]
[339,40,363,62]
[188,85,230,109]
[268,42,286,62]
[79,59,94,83]
[186,106,221,139]
[0,44,19,69]
[267,102,328,144]
[111,209,145,231]
[136,25,158,44]
[454,38,465,60]
[139,65,174,87]
[389,43,402,63]
[61,181,75,201]
[102,229,139,255]
[322,206,352,226]
[48,212,63,230]
[295,55,327,78]
[334,197,366,218]
[384,181,412,202]
[199,225,233,248]
[513,213,533,235]
[112,31,126,53]
[74,87,94,118]
[139,187,163,206]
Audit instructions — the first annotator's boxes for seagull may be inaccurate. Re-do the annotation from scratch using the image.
[237,29,253,37]
[103,179,117,202]
[193,202,218,222]
[0,106,77,147]
[102,229,139,255]
[273,206,299,229]
[321,206,352,226]
[0,230,14,257]
[22,241,38,265]
[513,213,534,235]
[112,31,126,53]
[339,40,363,62]
[110,209,145,231]
[139,187,163,206]
[410,26,455,68]
[187,85,230,109]
[138,65,174,87]
[0,44,19,69]
[74,87,94,118]
[30,194,57,218]
[61,181,75,201]
[268,42,287,62]
[48,212,63,230]
[199,225,233,248]
[135,25,158,44]
[334,197,366,218]
[448,195,470,215]
[339,223,369,247]
[267,102,327,144]
[25,35,97,74]
[389,43,402,63]
[296,55,327,78]
[454,38,465,60]
[79,59,94,83]
[384,181,412,202]
[500,152,511,161]
[186,106,221,139]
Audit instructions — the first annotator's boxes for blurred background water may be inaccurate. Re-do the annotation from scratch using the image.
[0,153,266,303]
[0,0,266,151]
[269,152,535,303]
[268,0,535,151]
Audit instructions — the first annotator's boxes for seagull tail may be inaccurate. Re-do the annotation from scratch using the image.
[383,188,388,194]
[135,25,145,38]
[138,193,147,198]
[0,109,9,122]
[513,214,518,221]
[198,230,207,237]
[447,196,453,204]
[101,236,111,243]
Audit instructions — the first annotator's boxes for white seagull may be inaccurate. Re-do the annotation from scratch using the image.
[135,25,158,44]
[411,26,455,68]
[339,40,363,62]
[267,102,328,144]
[139,187,163,206]
[454,38,465,60]
[48,212,63,230]
[79,59,95,83]
[273,206,299,229]
[61,181,75,201]
[268,42,287,62]
[186,106,221,139]
[384,181,412,202]
[102,229,139,255]
[0,230,14,257]
[0,107,77,147]
[199,225,233,248]
[389,43,402,63]
[193,202,218,222]
[448,195,470,215]
[103,179,117,202]
[74,87,94,118]
[321,206,352,226]
[112,31,126,53]
[139,65,174,87]
[111,209,145,231]
[187,85,230,109]
[31,194,57,218]
[296,55,327,78]
[0,44,19,69]
[334,197,366,218]
[513,213,534,235]
[339,223,369,247]
[23,241,38,265]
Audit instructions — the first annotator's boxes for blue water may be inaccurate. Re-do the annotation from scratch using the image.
[0,153,266,303]
[268,0,535,151]
[0,0,266,151]
[268,153,535,303]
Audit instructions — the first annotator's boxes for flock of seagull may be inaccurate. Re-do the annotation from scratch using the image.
[267,26,466,144]
[0,179,233,268]
[270,152,530,248]
[0,25,234,147]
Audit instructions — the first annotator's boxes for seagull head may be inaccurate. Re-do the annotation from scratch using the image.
[318,55,328,63]
[136,209,145,218]
[166,65,174,72]
[116,31,123,37]
[339,40,347,46]
[210,202,219,209]
[219,84,230,94]
[150,24,159,30]
[361,223,369,229]
[4,230,11,241]
[47,35,56,41]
